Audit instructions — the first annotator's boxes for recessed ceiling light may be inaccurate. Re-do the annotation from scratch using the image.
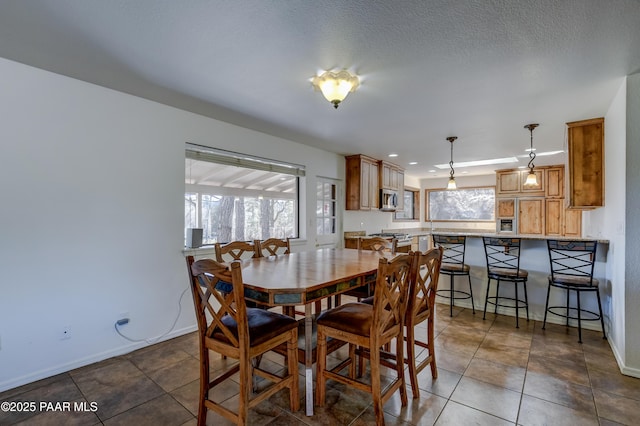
[525,148,537,152]
[428,169,436,173]
[408,161,417,165]
[388,153,398,157]
[461,171,469,174]
[434,156,519,169]
[518,166,527,169]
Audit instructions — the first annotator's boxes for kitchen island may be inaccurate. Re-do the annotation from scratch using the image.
[352,229,610,332]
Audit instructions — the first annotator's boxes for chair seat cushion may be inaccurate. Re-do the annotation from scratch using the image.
[549,274,599,287]
[214,308,298,347]
[316,303,393,337]
[488,267,528,279]
[360,296,374,305]
[441,263,470,273]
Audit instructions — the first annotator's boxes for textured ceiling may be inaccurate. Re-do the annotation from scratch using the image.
[1,0,639,178]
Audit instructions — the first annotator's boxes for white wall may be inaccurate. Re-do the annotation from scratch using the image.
[587,79,628,370]
[625,72,640,373]
[0,58,343,391]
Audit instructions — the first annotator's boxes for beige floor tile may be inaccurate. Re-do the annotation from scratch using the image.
[463,357,526,392]
[589,368,640,401]
[450,376,521,422]
[523,371,596,415]
[383,388,448,425]
[526,353,590,387]
[518,394,599,426]
[103,394,193,426]
[593,388,640,425]
[434,400,513,426]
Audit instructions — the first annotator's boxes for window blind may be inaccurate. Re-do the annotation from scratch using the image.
[185,143,305,177]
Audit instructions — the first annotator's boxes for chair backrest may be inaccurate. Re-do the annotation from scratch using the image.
[185,256,248,350]
[407,247,443,324]
[358,236,397,254]
[215,240,259,262]
[432,235,466,266]
[256,238,290,257]
[482,237,523,273]
[371,254,412,344]
[547,240,598,284]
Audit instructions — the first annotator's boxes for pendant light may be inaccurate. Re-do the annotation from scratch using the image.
[523,123,539,187]
[446,136,457,190]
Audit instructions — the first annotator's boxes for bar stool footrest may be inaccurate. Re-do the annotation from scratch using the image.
[485,296,528,310]
[546,306,602,322]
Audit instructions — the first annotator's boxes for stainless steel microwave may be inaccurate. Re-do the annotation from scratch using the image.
[380,189,398,211]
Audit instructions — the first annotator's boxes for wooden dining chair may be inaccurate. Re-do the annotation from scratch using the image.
[185,256,299,425]
[336,236,397,305]
[316,254,412,425]
[215,240,260,262]
[404,247,443,398]
[358,248,443,398]
[255,238,291,257]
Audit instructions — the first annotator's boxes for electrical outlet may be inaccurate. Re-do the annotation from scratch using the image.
[60,326,71,340]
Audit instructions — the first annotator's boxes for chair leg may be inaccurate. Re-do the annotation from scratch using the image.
[483,279,491,320]
[370,343,385,425]
[349,343,357,379]
[495,280,500,314]
[467,274,475,314]
[542,283,551,330]
[197,347,209,426]
[577,290,583,343]
[428,316,438,379]
[316,327,327,406]
[396,335,407,407]
[287,333,300,412]
[515,280,519,328]
[239,355,251,425]
[523,280,530,321]
[596,289,607,340]
[449,274,454,317]
[405,324,419,399]
[566,288,570,327]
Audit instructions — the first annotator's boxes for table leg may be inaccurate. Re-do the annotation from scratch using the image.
[304,302,314,416]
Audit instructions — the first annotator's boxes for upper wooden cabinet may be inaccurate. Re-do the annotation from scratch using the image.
[567,118,604,209]
[545,166,564,199]
[497,198,516,218]
[345,155,379,210]
[380,161,403,191]
[496,169,544,196]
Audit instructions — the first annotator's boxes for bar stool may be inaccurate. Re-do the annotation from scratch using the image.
[482,237,529,328]
[543,240,605,343]
[432,234,475,316]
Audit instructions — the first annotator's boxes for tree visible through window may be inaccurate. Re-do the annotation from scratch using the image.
[185,144,302,245]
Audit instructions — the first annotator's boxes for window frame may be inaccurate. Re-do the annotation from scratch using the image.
[393,186,420,222]
[425,186,496,222]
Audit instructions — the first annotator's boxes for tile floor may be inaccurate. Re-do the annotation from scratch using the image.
[1,302,639,425]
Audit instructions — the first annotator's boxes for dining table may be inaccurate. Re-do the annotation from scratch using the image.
[237,247,384,416]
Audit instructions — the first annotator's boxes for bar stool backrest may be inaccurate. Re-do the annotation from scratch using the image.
[547,240,598,285]
[483,237,523,274]
[432,235,466,267]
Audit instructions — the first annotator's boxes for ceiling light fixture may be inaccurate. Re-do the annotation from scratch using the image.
[311,69,360,109]
[523,123,539,187]
[446,136,457,190]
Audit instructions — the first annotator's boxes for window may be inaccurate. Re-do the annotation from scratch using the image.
[426,186,495,221]
[316,178,337,235]
[185,144,304,245]
[393,187,420,221]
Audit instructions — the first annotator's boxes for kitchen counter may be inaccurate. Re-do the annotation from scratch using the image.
[380,228,609,244]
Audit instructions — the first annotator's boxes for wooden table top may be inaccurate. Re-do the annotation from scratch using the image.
[238,248,385,306]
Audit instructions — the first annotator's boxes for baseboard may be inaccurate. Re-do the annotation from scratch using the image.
[0,325,198,393]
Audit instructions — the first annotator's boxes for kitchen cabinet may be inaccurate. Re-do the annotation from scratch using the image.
[396,170,405,212]
[518,198,545,235]
[567,117,604,209]
[345,155,379,210]
[380,161,402,190]
[563,209,582,237]
[545,199,563,236]
[497,198,516,218]
[545,166,564,199]
[496,170,521,196]
[520,169,545,195]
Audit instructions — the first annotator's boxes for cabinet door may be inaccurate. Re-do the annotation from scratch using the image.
[518,198,545,235]
[370,161,379,209]
[545,199,563,236]
[360,160,372,210]
[545,166,564,198]
[396,170,404,211]
[497,198,515,218]
[496,170,520,195]
[564,209,582,237]
[568,118,604,208]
